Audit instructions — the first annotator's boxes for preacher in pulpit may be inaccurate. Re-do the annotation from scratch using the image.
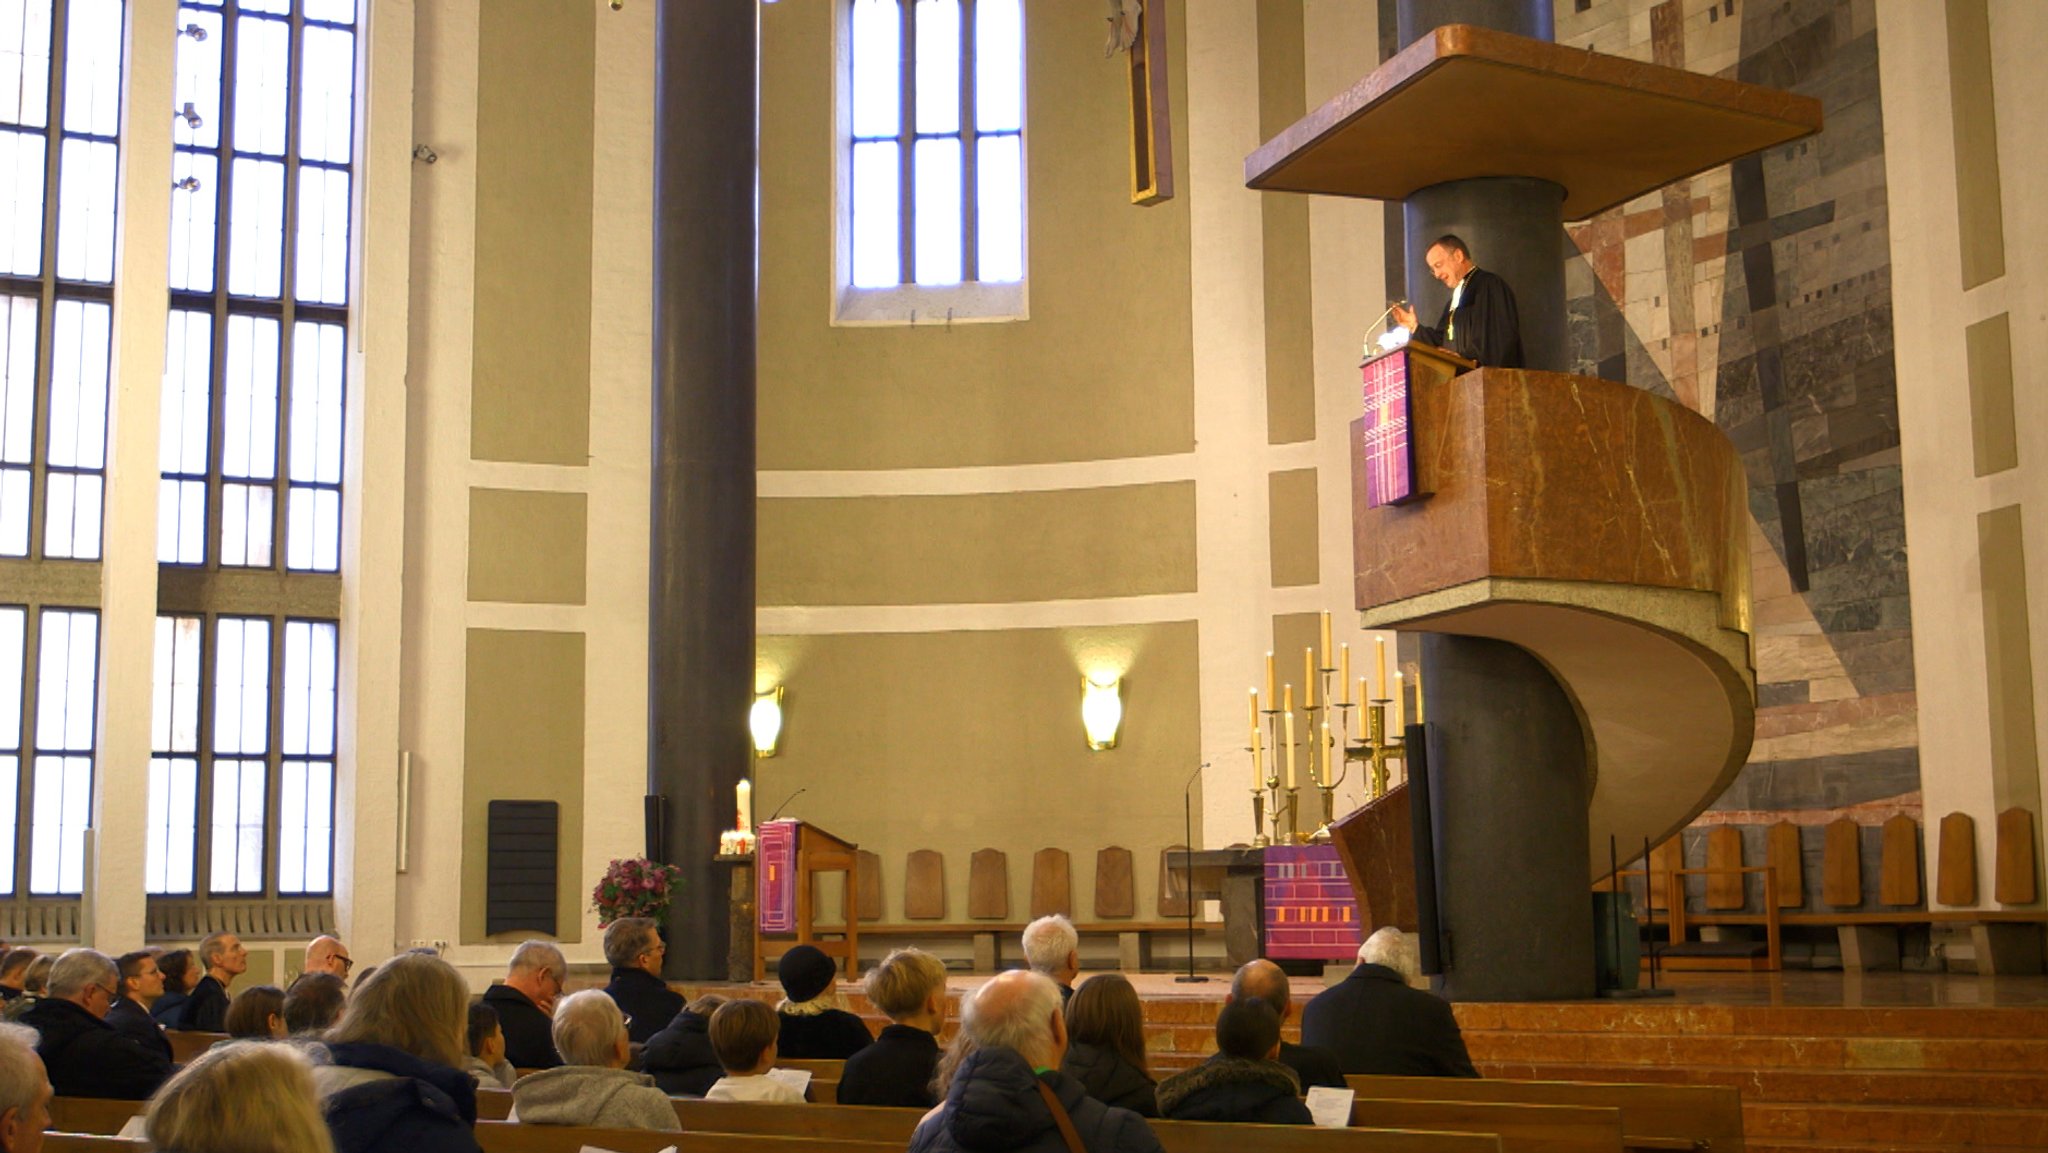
[1390,234,1524,369]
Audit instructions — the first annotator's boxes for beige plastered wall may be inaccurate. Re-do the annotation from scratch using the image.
[1882,0,2048,907]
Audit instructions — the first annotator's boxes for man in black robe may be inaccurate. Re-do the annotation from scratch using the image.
[1392,234,1523,369]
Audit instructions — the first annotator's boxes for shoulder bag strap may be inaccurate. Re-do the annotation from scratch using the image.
[1036,1078,1089,1153]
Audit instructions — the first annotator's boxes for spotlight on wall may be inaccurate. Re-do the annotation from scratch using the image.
[1082,673,1123,751]
[751,686,785,757]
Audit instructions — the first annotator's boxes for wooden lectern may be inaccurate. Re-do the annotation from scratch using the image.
[754,819,862,982]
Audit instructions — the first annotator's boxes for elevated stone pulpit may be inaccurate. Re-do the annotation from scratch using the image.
[1248,13,1820,1000]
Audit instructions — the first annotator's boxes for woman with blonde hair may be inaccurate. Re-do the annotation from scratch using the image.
[146,1041,338,1153]
[313,952,481,1153]
[1059,972,1158,1117]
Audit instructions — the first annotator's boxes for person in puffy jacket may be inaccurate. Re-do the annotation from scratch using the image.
[145,1041,339,1153]
[641,993,727,1096]
[510,990,680,1130]
[911,970,1161,1153]
[310,952,481,1153]
[1058,973,1157,1117]
[1155,999,1311,1126]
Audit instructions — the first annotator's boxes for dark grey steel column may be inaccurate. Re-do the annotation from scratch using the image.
[1405,177,1568,373]
[1420,634,1594,1001]
[1396,0,1551,47]
[651,1,757,981]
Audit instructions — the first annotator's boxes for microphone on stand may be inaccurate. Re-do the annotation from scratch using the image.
[1361,301,1411,359]
[767,787,807,823]
[1177,762,1213,984]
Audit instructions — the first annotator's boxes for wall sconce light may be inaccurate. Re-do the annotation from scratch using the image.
[1082,673,1123,751]
[750,686,785,757]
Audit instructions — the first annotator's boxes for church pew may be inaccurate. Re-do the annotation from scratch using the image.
[47,1098,146,1136]
[1345,1076,1743,1153]
[45,1138,148,1153]
[1344,1100,1622,1153]
[473,1121,898,1153]
[777,1057,847,1076]
[674,1099,920,1143]
[166,1030,228,1063]
[478,1087,514,1120]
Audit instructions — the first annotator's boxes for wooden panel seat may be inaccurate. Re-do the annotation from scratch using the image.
[1996,806,2038,903]
[1344,1074,1743,1153]
[45,1138,149,1153]
[48,1099,145,1136]
[1936,811,1977,906]
[904,849,945,920]
[474,1121,896,1153]
[1765,821,1802,908]
[1030,847,1072,918]
[967,849,1008,919]
[1704,827,1744,910]
[1096,845,1135,918]
[1879,814,1920,906]
[1347,1100,1622,1153]
[856,849,883,921]
[1821,818,1862,907]
[1159,844,1193,917]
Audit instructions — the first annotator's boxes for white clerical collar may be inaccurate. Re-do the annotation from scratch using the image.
[1448,269,1472,311]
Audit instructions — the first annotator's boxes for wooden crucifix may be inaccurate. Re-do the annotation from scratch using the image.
[1118,0,1174,205]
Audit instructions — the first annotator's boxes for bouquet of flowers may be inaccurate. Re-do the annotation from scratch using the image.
[591,857,684,926]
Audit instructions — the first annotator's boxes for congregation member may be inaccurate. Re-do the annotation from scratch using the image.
[107,950,173,1060]
[284,972,348,1034]
[304,936,354,980]
[145,1042,339,1153]
[1021,914,1081,1003]
[0,950,31,1001]
[14,957,49,999]
[1228,958,1345,1090]
[641,993,727,1097]
[1155,1000,1311,1125]
[177,931,247,1033]
[312,952,481,1153]
[913,970,1161,1153]
[20,948,175,1099]
[151,949,200,1027]
[463,1002,516,1089]
[1059,973,1158,1117]
[599,917,682,1043]
[224,984,288,1040]
[0,1022,52,1153]
[481,939,566,1069]
[838,947,947,1108]
[1301,927,1477,1078]
[773,943,871,1059]
[705,998,806,1103]
[509,989,681,1130]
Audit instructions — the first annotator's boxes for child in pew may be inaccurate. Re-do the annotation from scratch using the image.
[463,1002,517,1089]
[704,999,807,1104]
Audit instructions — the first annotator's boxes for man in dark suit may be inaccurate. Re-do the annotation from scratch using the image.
[599,918,682,1044]
[21,949,174,1099]
[483,939,566,1069]
[1391,234,1524,369]
[1229,958,1345,1090]
[175,931,245,1032]
[104,951,172,1061]
[1301,928,1478,1078]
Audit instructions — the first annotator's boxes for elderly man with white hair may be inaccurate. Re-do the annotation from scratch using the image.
[19,948,175,1099]
[910,970,1161,1153]
[0,1022,52,1153]
[509,990,680,1131]
[1299,927,1477,1078]
[1020,914,1080,1003]
[482,939,567,1069]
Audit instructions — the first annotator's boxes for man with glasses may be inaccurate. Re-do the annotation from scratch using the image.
[18,949,173,1099]
[105,951,173,1061]
[304,935,353,979]
[600,917,682,1044]
[483,939,567,1069]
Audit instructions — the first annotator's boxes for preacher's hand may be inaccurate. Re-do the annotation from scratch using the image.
[1390,303,1417,330]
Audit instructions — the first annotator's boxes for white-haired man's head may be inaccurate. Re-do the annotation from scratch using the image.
[0,1021,51,1153]
[1358,927,1419,981]
[1020,915,1079,985]
[962,970,1067,1070]
[551,989,631,1068]
[504,940,568,1012]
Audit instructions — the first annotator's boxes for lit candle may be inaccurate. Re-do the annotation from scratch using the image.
[736,778,752,832]
[1319,611,1333,670]
[1283,700,1297,789]
[1375,637,1388,699]
[1265,652,1276,704]
[1304,648,1317,709]
[1339,644,1352,704]
[1393,670,1406,731]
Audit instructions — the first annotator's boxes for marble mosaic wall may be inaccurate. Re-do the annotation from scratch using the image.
[1556,0,1915,915]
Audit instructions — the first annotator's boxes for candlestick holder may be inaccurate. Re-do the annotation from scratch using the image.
[1344,698,1407,801]
[1250,786,1270,848]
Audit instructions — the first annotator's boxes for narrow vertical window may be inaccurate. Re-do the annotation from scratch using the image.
[146,615,203,894]
[28,607,97,895]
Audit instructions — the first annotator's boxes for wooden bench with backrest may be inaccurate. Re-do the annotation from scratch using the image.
[1346,1074,1743,1152]
[43,1137,149,1153]
[48,1098,147,1136]
[474,1121,900,1153]
[1343,1100,1622,1153]
[166,1030,228,1063]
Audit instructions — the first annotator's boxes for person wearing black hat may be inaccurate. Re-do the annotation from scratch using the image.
[773,945,873,1059]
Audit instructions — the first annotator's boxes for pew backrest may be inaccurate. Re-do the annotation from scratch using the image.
[166,1030,227,1063]
[1345,1075,1744,1152]
[1152,1119,1503,1153]
[673,1098,922,1143]
[48,1098,146,1136]
[477,1086,514,1120]
[1348,1100,1623,1153]
[45,1137,149,1153]
[474,1120,899,1153]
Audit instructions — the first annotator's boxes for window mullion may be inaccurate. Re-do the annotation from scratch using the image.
[272,10,304,574]
[261,616,283,897]
[896,0,915,287]
[959,0,979,284]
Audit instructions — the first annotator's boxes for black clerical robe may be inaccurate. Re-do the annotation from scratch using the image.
[1413,267,1523,369]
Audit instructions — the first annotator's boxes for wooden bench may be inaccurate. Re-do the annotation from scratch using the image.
[45,1137,148,1153]
[48,1099,146,1136]
[167,1030,227,1063]
[1347,1075,1743,1153]
[1346,1100,1622,1153]
[474,1121,898,1153]
[857,919,1212,972]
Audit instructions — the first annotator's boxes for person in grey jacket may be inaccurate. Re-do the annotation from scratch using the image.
[509,990,679,1131]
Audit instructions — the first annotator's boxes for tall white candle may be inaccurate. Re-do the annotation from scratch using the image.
[736,778,753,832]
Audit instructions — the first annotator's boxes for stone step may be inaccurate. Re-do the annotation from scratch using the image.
[1462,1030,2048,1073]
[1744,1102,2048,1147]
[1479,1062,2048,1110]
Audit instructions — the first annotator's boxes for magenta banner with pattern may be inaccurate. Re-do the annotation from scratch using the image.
[1361,350,1415,508]
[1263,845,1362,960]
[757,819,797,933]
